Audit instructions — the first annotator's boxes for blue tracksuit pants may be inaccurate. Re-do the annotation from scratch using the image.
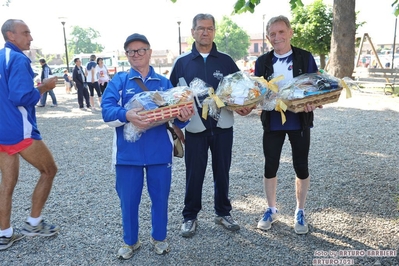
[115,164,171,245]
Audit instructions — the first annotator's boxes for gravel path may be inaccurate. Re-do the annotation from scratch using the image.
[1,86,398,266]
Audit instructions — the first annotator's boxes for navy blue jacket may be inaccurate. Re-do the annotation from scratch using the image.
[169,42,239,134]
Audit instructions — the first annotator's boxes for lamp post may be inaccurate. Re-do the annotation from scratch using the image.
[392,17,397,69]
[60,18,69,71]
[262,14,266,54]
[177,21,182,55]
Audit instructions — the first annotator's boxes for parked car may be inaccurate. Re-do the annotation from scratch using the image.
[50,65,68,78]
[117,60,130,72]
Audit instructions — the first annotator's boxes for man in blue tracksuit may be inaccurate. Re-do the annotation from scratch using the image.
[101,33,193,260]
[0,19,60,251]
[169,13,253,238]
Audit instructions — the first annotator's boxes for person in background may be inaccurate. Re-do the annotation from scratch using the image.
[96,57,110,94]
[85,54,102,110]
[37,58,57,107]
[169,13,253,238]
[72,58,91,110]
[0,19,60,251]
[254,15,319,235]
[63,69,73,94]
[101,33,194,260]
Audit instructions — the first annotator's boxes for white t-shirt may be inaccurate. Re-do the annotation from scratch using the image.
[86,62,98,82]
[273,50,294,90]
[96,65,110,84]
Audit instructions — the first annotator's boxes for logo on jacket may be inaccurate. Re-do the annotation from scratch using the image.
[126,88,135,94]
[213,70,224,80]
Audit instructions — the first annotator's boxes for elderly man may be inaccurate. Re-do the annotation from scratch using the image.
[101,33,193,260]
[0,19,60,251]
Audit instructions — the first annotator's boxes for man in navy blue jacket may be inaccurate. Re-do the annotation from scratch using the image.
[170,13,253,238]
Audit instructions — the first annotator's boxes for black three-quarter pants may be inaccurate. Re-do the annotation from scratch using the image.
[263,129,310,179]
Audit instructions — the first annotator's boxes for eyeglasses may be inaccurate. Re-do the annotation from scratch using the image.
[195,27,215,34]
[125,48,149,57]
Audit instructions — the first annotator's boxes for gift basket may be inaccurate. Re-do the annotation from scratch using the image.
[216,71,270,111]
[136,87,194,123]
[124,86,194,142]
[201,71,277,119]
[279,73,347,113]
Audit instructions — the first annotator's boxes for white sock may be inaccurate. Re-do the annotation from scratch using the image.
[0,227,13,237]
[269,207,277,213]
[27,216,42,226]
[295,208,305,215]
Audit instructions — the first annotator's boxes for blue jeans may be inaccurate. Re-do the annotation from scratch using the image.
[39,89,57,106]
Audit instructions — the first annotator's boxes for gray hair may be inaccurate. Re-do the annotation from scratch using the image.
[1,19,24,41]
[192,13,215,30]
[266,15,291,36]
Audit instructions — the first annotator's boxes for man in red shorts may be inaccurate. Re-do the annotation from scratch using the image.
[0,19,60,251]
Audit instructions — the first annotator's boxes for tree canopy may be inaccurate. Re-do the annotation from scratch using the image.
[214,16,250,61]
[68,26,104,54]
[290,0,332,61]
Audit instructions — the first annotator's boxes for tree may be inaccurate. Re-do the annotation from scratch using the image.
[68,26,104,54]
[1,0,10,6]
[290,0,333,69]
[214,16,250,61]
[328,0,356,78]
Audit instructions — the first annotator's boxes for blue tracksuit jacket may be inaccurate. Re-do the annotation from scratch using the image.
[0,42,42,145]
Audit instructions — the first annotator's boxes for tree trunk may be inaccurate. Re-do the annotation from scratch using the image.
[328,0,356,78]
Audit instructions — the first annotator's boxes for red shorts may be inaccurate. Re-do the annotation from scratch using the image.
[0,138,33,155]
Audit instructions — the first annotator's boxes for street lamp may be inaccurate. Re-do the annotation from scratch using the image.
[177,21,182,55]
[262,14,266,54]
[392,17,397,69]
[59,18,69,71]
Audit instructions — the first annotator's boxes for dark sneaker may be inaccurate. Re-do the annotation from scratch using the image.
[294,210,309,234]
[257,208,279,230]
[214,215,240,231]
[180,219,197,238]
[117,241,141,260]
[21,220,60,237]
[0,229,25,250]
[150,237,170,255]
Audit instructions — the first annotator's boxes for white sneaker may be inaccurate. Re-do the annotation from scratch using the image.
[117,241,141,260]
[150,237,170,255]
[294,210,309,234]
[257,208,279,230]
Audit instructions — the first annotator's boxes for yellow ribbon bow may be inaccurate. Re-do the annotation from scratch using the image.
[340,79,352,99]
[202,87,225,119]
[265,75,284,93]
[274,99,287,125]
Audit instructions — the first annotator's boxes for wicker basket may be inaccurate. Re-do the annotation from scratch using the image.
[282,88,343,113]
[138,101,194,123]
[225,98,260,111]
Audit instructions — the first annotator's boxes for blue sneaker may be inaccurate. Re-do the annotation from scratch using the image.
[257,208,279,230]
[294,210,309,234]
[21,220,60,237]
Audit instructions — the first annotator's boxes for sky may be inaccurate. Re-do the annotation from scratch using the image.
[0,0,397,55]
